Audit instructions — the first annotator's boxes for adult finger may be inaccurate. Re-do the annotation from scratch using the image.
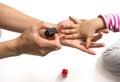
[48,34,61,50]
[33,25,61,50]
[90,43,105,48]
[75,45,96,55]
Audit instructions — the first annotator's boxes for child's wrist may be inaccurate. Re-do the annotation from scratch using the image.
[93,18,105,30]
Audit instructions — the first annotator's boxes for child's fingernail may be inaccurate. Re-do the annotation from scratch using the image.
[59,29,62,32]
[60,25,64,28]
[63,36,66,39]
[86,46,90,49]
[89,45,91,48]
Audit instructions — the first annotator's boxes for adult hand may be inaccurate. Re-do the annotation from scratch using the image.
[16,23,61,56]
[60,37,105,55]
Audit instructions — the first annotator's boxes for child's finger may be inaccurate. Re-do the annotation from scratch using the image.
[92,32,103,42]
[62,34,79,39]
[69,16,79,24]
[96,28,110,34]
[60,29,76,34]
[59,24,76,29]
[100,29,110,33]
[86,37,92,49]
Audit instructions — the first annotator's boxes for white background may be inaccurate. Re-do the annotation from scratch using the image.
[0,0,120,82]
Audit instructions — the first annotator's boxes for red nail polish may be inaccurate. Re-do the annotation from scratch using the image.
[89,45,91,48]
[86,46,90,49]
[59,29,62,32]
[63,36,66,39]
[61,69,68,77]
[60,25,64,28]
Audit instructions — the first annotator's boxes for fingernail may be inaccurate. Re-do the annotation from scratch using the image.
[86,46,90,49]
[60,25,64,28]
[59,29,62,32]
[63,36,66,39]
[89,45,91,48]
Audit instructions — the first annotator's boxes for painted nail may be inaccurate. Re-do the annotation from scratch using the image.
[59,29,62,32]
[60,25,64,28]
[86,46,90,49]
[89,45,91,48]
[63,36,66,39]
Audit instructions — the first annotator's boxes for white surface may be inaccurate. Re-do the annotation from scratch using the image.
[0,0,120,82]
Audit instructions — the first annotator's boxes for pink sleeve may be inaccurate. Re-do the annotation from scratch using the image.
[98,14,120,32]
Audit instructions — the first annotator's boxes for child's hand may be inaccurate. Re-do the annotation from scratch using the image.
[59,16,106,48]
[57,19,106,55]
[58,19,86,39]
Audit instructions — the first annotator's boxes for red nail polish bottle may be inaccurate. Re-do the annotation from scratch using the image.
[61,69,68,77]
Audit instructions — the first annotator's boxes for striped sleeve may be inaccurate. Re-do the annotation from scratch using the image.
[98,14,120,32]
